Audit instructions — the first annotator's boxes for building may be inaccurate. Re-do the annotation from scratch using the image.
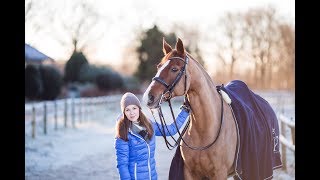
[25,43,54,66]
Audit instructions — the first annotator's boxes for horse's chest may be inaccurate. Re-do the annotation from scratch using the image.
[183,151,213,171]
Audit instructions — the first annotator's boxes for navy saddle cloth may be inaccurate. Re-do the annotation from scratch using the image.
[221,80,282,180]
[168,80,282,180]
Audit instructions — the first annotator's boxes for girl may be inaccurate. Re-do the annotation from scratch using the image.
[114,92,190,180]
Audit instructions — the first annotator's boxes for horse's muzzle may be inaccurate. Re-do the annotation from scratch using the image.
[147,94,155,106]
[146,94,163,109]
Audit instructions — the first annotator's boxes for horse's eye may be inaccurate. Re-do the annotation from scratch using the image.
[171,67,178,72]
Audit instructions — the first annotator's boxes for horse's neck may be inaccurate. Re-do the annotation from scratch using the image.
[187,60,221,137]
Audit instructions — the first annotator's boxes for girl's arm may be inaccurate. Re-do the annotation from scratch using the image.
[114,138,131,180]
[153,109,189,136]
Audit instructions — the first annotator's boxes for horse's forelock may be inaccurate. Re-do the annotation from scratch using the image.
[159,50,181,65]
[160,50,173,64]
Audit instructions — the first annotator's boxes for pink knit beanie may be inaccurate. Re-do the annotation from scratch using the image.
[120,92,141,113]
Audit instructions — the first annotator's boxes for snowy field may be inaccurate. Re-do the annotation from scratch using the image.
[25,91,295,180]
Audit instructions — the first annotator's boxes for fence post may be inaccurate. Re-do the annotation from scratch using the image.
[43,102,47,135]
[290,117,295,145]
[83,98,86,122]
[32,105,36,139]
[87,98,90,122]
[290,117,295,157]
[281,120,287,172]
[72,97,75,128]
[54,100,57,130]
[79,98,82,123]
[64,98,68,128]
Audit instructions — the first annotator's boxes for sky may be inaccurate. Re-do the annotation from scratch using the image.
[25,92,295,179]
[25,0,295,73]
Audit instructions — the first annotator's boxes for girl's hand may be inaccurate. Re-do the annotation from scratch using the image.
[180,102,191,113]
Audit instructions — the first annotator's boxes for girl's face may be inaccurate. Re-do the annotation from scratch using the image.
[124,105,140,122]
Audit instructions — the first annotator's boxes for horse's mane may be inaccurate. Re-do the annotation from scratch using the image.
[186,52,215,85]
[160,50,214,86]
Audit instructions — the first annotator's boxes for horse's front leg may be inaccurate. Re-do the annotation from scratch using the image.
[209,169,228,180]
[184,166,208,180]
[184,166,196,180]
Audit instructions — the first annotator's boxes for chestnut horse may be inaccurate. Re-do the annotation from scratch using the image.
[143,38,238,179]
[143,38,282,180]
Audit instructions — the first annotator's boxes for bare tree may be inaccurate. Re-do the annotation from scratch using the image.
[213,6,294,90]
[274,23,295,89]
[25,0,56,42]
[25,1,109,60]
[52,1,108,56]
[25,0,33,22]
[215,12,244,80]
[241,7,276,88]
[169,23,205,68]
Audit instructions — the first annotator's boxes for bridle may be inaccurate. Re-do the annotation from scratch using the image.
[149,54,225,151]
[152,55,189,100]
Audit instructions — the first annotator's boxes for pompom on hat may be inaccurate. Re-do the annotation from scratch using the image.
[120,92,142,113]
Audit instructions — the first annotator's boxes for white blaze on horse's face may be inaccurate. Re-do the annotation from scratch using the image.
[142,60,171,109]
[142,82,155,107]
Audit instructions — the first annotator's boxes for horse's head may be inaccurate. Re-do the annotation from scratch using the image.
[143,38,191,109]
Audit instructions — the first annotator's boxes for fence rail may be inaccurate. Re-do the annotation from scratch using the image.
[278,113,295,171]
[25,95,121,138]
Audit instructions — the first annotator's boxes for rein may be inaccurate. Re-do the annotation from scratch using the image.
[150,101,190,150]
[150,55,225,151]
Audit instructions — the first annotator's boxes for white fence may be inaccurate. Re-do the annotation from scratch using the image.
[25,95,121,138]
[279,114,295,171]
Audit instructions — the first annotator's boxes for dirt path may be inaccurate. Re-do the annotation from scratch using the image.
[26,151,118,180]
[25,138,293,180]
[25,137,177,180]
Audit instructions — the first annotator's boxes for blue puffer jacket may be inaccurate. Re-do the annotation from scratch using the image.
[115,109,189,180]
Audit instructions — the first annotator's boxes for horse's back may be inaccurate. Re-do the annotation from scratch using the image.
[223,80,274,118]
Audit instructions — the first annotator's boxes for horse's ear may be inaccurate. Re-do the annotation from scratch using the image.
[176,38,184,55]
[163,37,172,55]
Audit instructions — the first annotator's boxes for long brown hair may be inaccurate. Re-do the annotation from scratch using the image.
[115,109,154,141]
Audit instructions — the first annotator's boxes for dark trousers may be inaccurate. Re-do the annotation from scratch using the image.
[168,146,185,180]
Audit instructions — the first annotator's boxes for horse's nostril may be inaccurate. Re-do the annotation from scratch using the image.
[148,94,154,104]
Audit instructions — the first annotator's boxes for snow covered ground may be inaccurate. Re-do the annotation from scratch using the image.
[25,91,295,180]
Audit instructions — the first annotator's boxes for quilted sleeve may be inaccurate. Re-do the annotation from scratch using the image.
[114,138,131,180]
[154,109,189,136]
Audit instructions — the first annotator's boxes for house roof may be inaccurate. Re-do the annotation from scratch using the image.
[25,43,54,63]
